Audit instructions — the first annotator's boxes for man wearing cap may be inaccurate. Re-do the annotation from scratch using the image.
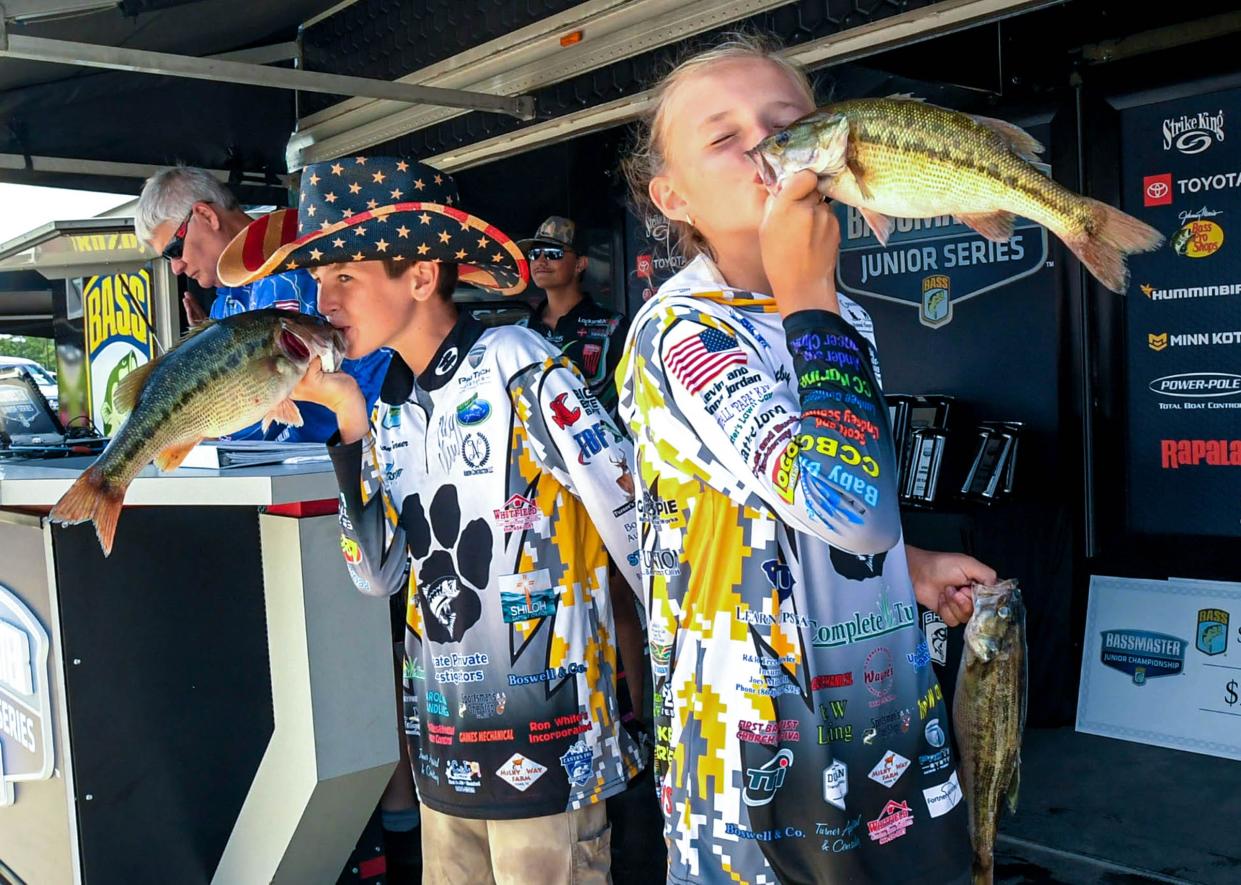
[136,165,390,441]
[218,158,643,884]
[517,217,629,421]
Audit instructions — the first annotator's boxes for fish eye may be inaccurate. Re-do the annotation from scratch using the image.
[775,131,791,147]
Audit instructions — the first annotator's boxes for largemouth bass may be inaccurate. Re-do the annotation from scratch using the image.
[50,309,343,555]
[748,98,1163,294]
[952,579,1027,885]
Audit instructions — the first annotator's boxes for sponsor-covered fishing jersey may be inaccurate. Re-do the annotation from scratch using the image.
[517,294,630,421]
[617,255,970,885]
[329,315,643,819]
[213,268,391,441]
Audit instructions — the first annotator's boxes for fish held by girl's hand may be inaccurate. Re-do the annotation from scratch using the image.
[748,97,1162,294]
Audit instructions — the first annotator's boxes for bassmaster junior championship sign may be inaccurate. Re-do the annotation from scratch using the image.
[83,269,155,435]
[1077,575,1241,762]
[0,583,54,806]
[833,201,1049,329]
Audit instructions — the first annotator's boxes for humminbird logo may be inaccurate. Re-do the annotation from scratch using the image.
[1141,282,1241,301]
[1149,373,1241,399]
[1100,629,1186,685]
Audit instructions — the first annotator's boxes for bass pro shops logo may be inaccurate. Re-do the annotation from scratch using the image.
[1100,629,1185,685]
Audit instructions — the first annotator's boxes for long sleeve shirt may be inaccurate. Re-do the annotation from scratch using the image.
[617,255,969,885]
[329,315,643,819]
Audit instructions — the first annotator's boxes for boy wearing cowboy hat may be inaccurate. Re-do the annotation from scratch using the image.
[218,158,643,884]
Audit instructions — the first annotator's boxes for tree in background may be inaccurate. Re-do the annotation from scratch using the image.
[0,334,56,369]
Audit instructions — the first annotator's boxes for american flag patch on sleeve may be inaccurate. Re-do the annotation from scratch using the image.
[665,327,747,394]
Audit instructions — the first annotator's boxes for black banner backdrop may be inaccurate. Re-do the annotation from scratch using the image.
[1120,85,1241,538]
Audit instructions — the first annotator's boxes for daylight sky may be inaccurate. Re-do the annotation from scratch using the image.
[0,183,133,246]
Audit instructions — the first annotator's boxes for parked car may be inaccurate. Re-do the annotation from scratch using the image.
[0,356,58,409]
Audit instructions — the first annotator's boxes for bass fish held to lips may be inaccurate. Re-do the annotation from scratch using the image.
[50,309,344,556]
[748,97,1163,294]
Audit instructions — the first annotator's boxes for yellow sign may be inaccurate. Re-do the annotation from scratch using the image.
[68,232,141,253]
[1148,332,1169,352]
[83,270,155,435]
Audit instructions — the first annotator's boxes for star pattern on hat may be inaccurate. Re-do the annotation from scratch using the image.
[226,156,526,295]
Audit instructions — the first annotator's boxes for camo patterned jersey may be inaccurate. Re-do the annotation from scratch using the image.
[617,256,971,884]
[329,316,643,819]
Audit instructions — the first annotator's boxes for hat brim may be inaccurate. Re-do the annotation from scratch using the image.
[218,204,529,295]
[516,237,573,252]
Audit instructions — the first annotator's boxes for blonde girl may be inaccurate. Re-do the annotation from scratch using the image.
[618,33,994,885]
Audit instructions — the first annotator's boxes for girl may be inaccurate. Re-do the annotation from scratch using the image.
[618,34,995,885]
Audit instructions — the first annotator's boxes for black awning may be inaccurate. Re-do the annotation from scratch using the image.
[0,0,342,197]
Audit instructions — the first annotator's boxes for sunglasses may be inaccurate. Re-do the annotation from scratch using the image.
[161,210,193,261]
[527,247,567,261]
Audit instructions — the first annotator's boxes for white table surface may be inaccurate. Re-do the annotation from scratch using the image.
[0,455,340,507]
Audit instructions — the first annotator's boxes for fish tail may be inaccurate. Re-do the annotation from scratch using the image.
[1061,198,1164,294]
[972,860,995,885]
[48,465,125,557]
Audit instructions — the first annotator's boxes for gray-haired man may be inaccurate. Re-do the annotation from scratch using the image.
[135,165,390,436]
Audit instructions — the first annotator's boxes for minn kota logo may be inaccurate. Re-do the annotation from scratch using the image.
[1148,332,1169,352]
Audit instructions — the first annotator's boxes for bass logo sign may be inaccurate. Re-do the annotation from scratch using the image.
[0,583,54,806]
[834,168,1050,330]
[1196,609,1229,656]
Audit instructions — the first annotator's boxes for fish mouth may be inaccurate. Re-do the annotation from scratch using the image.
[746,146,780,194]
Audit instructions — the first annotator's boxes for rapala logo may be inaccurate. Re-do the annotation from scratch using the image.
[1149,372,1241,399]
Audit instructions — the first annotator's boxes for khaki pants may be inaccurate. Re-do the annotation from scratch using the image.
[421,801,611,885]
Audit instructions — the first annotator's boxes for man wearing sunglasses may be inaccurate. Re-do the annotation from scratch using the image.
[136,165,389,441]
[517,217,629,422]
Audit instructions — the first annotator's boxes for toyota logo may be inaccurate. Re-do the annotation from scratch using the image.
[1147,180,1169,199]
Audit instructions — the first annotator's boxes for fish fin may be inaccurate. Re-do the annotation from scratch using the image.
[1063,198,1165,294]
[970,114,1045,162]
[1006,757,1021,815]
[262,399,304,432]
[154,438,203,472]
[858,207,894,246]
[110,359,156,417]
[845,151,875,202]
[178,317,220,344]
[48,465,125,557]
[958,211,1016,243]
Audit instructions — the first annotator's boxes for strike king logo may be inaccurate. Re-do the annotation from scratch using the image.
[1196,609,1229,656]
[1100,629,1186,685]
[1162,110,1224,155]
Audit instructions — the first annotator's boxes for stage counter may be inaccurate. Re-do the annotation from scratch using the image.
[0,456,400,884]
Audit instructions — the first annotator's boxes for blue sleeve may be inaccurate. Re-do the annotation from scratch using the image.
[249,270,321,316]
[343,350,393,413]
